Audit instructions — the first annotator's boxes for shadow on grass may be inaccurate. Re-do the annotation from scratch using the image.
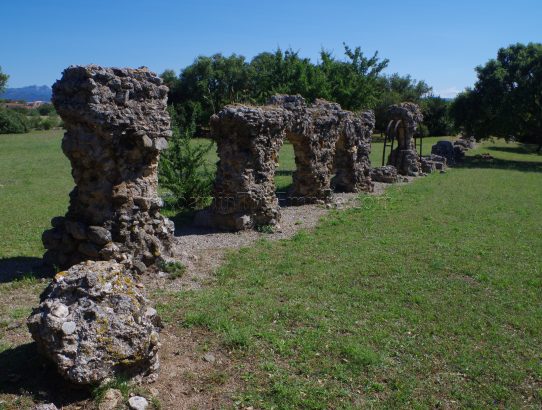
[168,208,230,236]
[167,181,308,235]
[0,342,89,406]
[486,144,541,155]
[459,156,542,173]
[275,169,294,176]
[0,257,53,284]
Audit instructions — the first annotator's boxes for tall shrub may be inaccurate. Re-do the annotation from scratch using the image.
[158,110,214,210]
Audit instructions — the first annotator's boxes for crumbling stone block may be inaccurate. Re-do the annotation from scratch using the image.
[420,154,447,173]
[387,103,424,176]
[27,260,161,385]
[431,140,465,165]
[370,165,399,183]
[42,65,174,269]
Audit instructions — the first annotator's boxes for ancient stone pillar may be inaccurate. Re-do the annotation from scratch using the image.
[332,110,375,192]
[387,102,424,176]
[42,65,174,270]
[271,97,342,204]
[202,103,291,230]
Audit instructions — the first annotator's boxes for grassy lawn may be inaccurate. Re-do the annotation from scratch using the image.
[157,141,542,408]
[1,130,540,408]
[0,130,72,259]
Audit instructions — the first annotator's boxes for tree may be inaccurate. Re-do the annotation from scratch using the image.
[160,69,179,100]
[163,44,425,137]
[168,53,252,135]
[451,43,542,151]
[373,73,431,131]
[421,96,454,136]
[249,49,320,103]
[0,107,29,134]
[317,44,389,111]
[158,108,214,210]
[0,66,8,94]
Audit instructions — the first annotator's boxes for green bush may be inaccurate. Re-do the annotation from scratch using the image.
[0,107,29,134]
[40,117,55,130]
[26,115,59,130]
[38,103,56,116]
[158,111,214,211]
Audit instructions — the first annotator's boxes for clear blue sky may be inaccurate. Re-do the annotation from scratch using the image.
[1,0,540,97]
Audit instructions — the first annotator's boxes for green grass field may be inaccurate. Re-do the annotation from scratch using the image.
[0,130,540,408]
[155,141,542,408]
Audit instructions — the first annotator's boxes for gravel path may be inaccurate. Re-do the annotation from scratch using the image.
[146,181,403,291]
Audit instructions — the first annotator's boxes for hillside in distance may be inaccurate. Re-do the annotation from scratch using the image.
[0,85,52,102]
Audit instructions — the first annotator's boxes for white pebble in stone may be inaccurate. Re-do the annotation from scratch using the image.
[128,396,148,410]
[61,321,76,335]
[51,304,69,318]
[144,307,157,317]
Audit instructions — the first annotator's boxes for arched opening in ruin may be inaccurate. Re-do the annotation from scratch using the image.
[269,130,331,208]
[331,133,351,192]
[282,130,331,206]
[274,138,296,206]
[203,96,375,231]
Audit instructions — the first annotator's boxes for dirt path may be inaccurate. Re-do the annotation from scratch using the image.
[144,183,393,292]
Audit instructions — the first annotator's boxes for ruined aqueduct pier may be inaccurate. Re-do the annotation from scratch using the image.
[42,65,174,270]
[386,102,424,176]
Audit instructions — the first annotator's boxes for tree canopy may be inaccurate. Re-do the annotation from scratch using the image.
[451,43,542,149]
[0,66,8,94]
[162,44,434,136]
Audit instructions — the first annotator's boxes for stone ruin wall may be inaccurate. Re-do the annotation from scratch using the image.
[202,95,375,231]
[332,109,375,192]
[42,65,174,271]
[387,102,424,176]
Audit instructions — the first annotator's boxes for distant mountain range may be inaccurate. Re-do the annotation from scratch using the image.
[0,85,52,102]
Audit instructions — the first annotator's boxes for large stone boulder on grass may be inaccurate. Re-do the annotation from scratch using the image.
[431,140,465,165]
[27,260,161,385]
[370,165,399,183]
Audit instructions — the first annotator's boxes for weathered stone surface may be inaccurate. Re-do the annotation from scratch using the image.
[128,396,149,410]
[42,65,174,270]
[370,165,399,183]
[332,110,375,192]
[431,140,466,165]
[456,135,476,149]
[34,404,58,410]
[387,103,424,176]
[420,154,447,173]
[202,95,374,230]
[27,260,161,385]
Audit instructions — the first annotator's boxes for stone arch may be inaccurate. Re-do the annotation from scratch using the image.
[198,95,375,231]
[283,98,342,204]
